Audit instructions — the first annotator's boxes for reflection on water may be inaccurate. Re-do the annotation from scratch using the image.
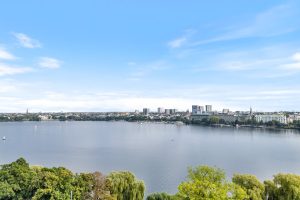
[1,121,300,194]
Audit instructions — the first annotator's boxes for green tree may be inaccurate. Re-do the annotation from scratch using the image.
[232,174,264,200]
[271,173,300,200]
[146,192,174,200]
[0,182,15,200]
[107,171,145,200]
[0,157,39,199]
[177,166,247,200]
[209,117,220,124]
[263,180,276,200]
[32,167,74,200]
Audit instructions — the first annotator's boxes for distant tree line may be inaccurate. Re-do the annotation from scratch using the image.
[1,113,300,130]
[2,158,300,199]
[191,116,300,130]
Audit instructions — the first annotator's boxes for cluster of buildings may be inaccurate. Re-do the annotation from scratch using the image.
[137,105,300,125]
[1,105,300,125]
[190,104,300,124]
[142,108,179,115]
[191,104,251,123]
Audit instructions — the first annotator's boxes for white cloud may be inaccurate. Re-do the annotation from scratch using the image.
[0,63,32,76]
[38,57,62,69]
[168,37,187,48]
[279,52,300,71]
[1,83,300,112]
[292,52,300,62]
[191,4,298,46]
[0,48,16,60]
[13,32,41,48]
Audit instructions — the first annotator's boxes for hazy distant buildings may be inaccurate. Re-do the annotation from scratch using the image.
[222,109,229,114]
[170,109,177,114]
[205,105,212,112]
[255,114,287,124]
[287,114,300,123]
[165,109,170,115]
[143,108,150,115]
[164,108,177,115]
[157,107,165,114]
[192,105,205,114]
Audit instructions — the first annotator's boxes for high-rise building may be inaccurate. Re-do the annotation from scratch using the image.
[165,109,171,115]
[157,107,165,114]
[205,105,212,112]
[170,109,177,114]
[192,105,198,114]
[143,108,150,115]
[192,105,205,114]
[199,106,205,113]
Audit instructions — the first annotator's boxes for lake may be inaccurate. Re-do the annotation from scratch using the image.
[1,121,300,194]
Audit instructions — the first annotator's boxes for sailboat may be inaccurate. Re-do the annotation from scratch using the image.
[2,136,6,140]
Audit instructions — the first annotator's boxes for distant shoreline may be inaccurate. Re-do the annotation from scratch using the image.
[1,118,299,132]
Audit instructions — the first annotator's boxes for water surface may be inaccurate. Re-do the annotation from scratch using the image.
[1,121,300,194]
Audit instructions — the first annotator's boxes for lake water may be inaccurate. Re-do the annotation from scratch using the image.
[1,121,300,194]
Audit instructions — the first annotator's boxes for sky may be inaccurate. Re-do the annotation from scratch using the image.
[0,0,300,112]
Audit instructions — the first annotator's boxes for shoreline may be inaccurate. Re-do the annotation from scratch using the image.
[0,118,299,132]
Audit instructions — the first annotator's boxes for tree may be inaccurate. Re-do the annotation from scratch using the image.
[209,117,220,124]
[32,167,74,200]
[91,172,115,200]
[271,173,300,200]
[263,180,276,200]
[232,174,264,200]
[72,172,94,200]
[0,182,15,200]
[106,171,145,200]
[0,157,39,199]
[177,166,247,200]
[146,192,174,200]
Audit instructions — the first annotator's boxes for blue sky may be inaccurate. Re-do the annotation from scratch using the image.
[0,0,300,112]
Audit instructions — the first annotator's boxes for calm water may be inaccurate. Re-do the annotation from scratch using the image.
[1,121,300,194]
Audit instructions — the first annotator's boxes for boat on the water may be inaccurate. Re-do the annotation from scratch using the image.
[2,136,6,140]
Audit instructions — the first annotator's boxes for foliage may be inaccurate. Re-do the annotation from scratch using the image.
[91,171,115,200]
[177,166,247,200]
[264,173,300,200]
[146,192,175,200]
[209,116,220,124]
[0,158,39,199]
[0,181,15,199]
[0,158,110,200]
[232,174,264,200]
[3,159,300,200]
[107,171,145,200]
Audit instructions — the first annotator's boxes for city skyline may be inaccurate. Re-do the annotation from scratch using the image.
[1,0,300,112]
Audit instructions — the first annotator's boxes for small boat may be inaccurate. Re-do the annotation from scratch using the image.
[2,136,6,140]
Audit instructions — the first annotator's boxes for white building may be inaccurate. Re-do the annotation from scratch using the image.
[255,114,287,124]
[157,107,165,114]
[205,105,212,112]
[287,114,300,123]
